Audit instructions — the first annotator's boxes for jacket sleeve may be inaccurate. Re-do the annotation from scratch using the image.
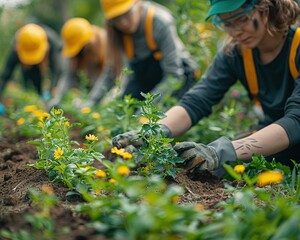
[275,76,300,147]
[177,51,238,126]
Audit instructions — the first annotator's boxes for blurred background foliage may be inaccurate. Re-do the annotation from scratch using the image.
[0,0,254,144]
[0,0,216,72]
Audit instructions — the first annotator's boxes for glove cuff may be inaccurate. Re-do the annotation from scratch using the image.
[208,136,237,178]
[159,124,173,138]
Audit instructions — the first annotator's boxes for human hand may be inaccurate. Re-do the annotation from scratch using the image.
[174,142,219,179]
[112,130,145,153]
[174,137,237,179]
[112,124,172,152]
[0,102,6,115]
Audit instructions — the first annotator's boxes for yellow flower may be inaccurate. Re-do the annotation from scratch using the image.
[43,112,50,118]
[111,147,122,154]
[111,147,132,159]
[257,170,284,187]
[85,134,98,141]
[33,110,44,118]
[117,165,130,176]
[97,126,104,132]
[41,184,54,195]
[65,121,70,127]
[121,152,133,160]
[85,166,91,171]
[234,165,246,174]
[197,23,206,33]
[109,178,116,184]
[91,112,100,119]
[144,165,150,171]
[24,105,37,112]
[171,196,179,203]
[16,118,25,126]
[38,121,43,127]
[139,117,149,124]
[95,170,107,178]
[195,204,205,211]
[95,189,101,195]
[54,147,64,159]
[54,109,62,115]
[81,107,91,113]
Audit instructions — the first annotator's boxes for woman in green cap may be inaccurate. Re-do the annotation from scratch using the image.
[112,0,300,179]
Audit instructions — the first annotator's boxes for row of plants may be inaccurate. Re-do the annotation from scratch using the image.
[1,87,300,239]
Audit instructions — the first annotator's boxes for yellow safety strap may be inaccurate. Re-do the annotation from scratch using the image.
[123,5,163,60]
[289,28,300,79]
[243,28,300,106]
[145,6,162,60]
[123,34,134,60]
[242,47,261,106]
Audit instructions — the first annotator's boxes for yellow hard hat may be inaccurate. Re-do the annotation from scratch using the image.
[16,24,48,65]
[100,0,135,20]
[61,18,94,58]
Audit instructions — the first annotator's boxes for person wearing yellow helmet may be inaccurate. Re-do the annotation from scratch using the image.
[88,0,199,107]
[0,23,65,114]
[47,17,109,110]
[113,0,300,179]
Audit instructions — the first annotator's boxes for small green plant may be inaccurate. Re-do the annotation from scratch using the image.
[132,92,184,179]
[192,161,300,240]
[29,108,104,192]
[78,172,206,239]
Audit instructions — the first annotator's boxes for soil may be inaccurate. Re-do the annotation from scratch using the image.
[0,126,230,239]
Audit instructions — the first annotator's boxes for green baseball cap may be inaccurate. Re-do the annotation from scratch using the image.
[205,0,247,21]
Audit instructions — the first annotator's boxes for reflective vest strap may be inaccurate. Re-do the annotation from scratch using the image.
[145,6,162,60]
[289,27,300,79]
[145,6,157,51]
[123,5,162,60]
[242,47,260,106]
[123,34,134,60]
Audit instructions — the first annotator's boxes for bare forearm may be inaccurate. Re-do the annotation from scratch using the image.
[159,106,192,137]
[232,124,289,161]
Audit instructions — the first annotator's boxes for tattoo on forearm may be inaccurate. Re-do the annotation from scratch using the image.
[235,138,262,156]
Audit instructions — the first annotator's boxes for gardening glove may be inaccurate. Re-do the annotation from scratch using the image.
[174,137,237,179]
[112,124,173,153]
[0,102,6,115]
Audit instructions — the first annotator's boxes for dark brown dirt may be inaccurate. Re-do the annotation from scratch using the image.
[0,134,229,239]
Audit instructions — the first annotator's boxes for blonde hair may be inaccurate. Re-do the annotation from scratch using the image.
[223,0,300,55]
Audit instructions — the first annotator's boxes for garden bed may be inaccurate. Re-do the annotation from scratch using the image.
[0,133,229,239]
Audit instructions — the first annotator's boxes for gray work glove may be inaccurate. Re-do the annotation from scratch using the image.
[112,124,173,153]
[174,137,237,179]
